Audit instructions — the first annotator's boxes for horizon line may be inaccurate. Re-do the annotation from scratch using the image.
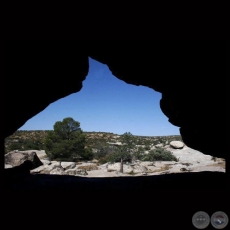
[15,129,181,137]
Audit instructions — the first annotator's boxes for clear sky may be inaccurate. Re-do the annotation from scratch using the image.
[19,58,180,136]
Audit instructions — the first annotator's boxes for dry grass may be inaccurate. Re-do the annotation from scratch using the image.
[77,164,98,171]
[148,164,171,173]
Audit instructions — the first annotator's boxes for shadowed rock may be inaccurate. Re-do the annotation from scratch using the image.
[5,151,43,169]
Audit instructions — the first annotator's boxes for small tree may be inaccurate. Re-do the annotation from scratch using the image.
[117,132,136,173]
[44,117,92,162]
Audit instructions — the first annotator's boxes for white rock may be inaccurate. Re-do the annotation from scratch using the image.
[169,147,213,164]
[123,165,134,174]
[133,165,148,173]
[107,163,120,172]
[41,159,51,165]
[30,164,55,174]
[50,167,65,175]
[153,161,171,168]
[147,166,162,172]
[160,161,177,165]
[30,165,47,173]
[5,164,13,169]
[168,167,184,173]
[189,166,225,172]
[61,162,76,170]
[170,141,184,149]
[140,161,154,166]
[98,163,108,170]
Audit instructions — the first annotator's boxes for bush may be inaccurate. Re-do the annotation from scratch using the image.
[98,156,110,164]
[8,142,23,151]
[78,164,98,171]
[81,148,94,161]
[133,146,145,160]
[141,148,177,161]
[93,144,116,160]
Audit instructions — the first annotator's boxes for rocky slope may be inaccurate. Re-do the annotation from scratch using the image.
[5,145,225,177]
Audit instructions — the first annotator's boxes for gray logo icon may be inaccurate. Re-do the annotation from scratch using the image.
[211,211,229,229]
[192,211,210,229]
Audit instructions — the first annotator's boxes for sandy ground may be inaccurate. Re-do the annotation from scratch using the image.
[78,163,225,178]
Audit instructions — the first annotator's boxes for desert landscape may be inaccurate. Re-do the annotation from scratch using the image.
[4,131,225,178]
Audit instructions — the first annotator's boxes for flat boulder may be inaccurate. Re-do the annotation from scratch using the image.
[107,163,120,172]
[60,162,76,170]
[170,141,184,149]
[133,165,148,174]
[107,163,133,173]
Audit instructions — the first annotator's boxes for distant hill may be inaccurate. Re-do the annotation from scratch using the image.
[4,130,182,154]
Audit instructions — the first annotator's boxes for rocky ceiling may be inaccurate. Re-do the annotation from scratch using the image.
[3,40,226,159]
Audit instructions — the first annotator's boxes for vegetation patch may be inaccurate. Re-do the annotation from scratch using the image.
[5,118,182,172]
[139,148,178,162]
[77,164,98,171]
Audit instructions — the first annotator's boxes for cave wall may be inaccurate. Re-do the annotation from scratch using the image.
[3,40,226,158]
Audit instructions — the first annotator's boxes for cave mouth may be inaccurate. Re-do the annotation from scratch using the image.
[4,41,226,161]
[4,58,225,180]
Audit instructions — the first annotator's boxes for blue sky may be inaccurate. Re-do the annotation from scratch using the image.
[19,58,180,136]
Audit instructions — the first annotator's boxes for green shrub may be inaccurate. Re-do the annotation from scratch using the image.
[132,147,145,160]
[141,148,177,161]
[93,144,116,159]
